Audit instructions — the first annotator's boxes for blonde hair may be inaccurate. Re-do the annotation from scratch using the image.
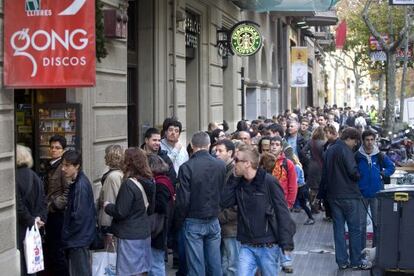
[16,145,33,168]
[105,144,124,169]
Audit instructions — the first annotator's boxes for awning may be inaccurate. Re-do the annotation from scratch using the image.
[231,0,340,12]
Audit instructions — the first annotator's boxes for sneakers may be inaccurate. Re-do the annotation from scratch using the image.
[282,266,294,273]
[304,218,315,225]
[352,262,372,270]
[338,263,350,270]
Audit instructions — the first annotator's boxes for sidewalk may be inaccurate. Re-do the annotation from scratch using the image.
[166,211,370,276]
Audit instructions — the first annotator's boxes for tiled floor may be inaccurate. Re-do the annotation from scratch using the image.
[166,211,371,276]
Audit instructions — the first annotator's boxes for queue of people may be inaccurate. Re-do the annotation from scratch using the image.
[15,104,394,276]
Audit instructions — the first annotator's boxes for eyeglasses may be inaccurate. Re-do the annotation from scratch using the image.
[234,157,248,163]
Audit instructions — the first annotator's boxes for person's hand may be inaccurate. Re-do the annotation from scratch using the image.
[35,217,45,228]
[103,201,111,208]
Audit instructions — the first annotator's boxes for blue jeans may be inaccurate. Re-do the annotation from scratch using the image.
[237,244,281,276]
[176,228,187,276]
[328,198,364,267]
[221,237,240,276]
[149,247,165,276]
[361,198,378,248]
[183,218,222,276]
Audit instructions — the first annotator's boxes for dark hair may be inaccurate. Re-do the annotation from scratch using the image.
[270,136,283,144]
[62,150,82,167]
[340,127,361,141]
[236,120,249,132]
[49,134,67,149]
[144,127,160,140]
[216,139,235,157]
[258,136,271,153]
[211,128,224,143]
[163,119,182,133]
[123,147,153,179]
[147,153,169,175]
[362,129,377,140]
[323,125,337,135]
[267,123,284,137]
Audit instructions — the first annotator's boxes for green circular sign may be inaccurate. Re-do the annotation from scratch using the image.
[231,24,262,56]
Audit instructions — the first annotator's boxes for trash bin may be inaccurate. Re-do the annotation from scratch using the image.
[376,186,414,272]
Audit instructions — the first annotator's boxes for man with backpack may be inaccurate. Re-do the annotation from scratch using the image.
[220,144,295,276]
[355,129,395,248]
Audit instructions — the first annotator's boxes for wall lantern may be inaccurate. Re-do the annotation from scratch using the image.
[104,9,128,39]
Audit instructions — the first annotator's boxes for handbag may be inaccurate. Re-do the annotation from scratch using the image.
[129,178,165,238]
[24,223,44,274]
[90,226,105,250]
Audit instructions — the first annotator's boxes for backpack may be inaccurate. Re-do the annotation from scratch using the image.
[377,152,391,185]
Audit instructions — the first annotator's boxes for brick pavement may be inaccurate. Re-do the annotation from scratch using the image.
[166,211,370,276]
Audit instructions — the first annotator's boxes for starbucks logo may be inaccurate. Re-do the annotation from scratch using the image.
[231,24,262,56]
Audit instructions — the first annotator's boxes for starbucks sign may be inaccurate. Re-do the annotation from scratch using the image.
[230,23,262,56]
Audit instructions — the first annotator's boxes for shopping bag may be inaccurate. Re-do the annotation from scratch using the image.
[23,224,44,274]
[92,251,117,276]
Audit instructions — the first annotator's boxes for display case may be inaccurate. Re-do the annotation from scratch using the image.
[35,103,81,173]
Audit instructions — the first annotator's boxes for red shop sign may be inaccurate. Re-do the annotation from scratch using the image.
[4,0,96,88]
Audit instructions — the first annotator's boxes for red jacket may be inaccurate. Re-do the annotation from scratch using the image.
[271,153,298,208]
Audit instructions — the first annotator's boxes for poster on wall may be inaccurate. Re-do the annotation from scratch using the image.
[4,0,96,88]
[291,47,308,87]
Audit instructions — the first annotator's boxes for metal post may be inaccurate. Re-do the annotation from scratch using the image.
[241,67,245,120]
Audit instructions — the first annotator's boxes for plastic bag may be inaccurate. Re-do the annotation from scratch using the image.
[23,223,44,274]
[92,251,117,276]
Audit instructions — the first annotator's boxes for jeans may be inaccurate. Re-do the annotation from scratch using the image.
[279,248,293,268]
[67,247,91,276]
[176,228,187,276]
[361,198,378,248]
[221,237,240,276]
[149,247,165,276]
[328,198,364,267]
[183,218,222,276]
[237,244,281,276]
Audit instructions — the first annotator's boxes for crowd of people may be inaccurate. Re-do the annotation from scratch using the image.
[16,104,395,276]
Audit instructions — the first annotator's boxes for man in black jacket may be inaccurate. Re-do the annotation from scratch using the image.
[221,144,295,276]
[320,127,369,270]
[175,131,226,276]
[61,150,96,276]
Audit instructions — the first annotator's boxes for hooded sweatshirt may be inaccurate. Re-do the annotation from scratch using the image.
[355,145,395,198]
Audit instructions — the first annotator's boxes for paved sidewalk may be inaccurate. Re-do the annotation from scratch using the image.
[166,211,370,276]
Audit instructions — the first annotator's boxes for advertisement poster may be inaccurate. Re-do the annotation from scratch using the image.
[4,0,96,88]
[291,47,308,87]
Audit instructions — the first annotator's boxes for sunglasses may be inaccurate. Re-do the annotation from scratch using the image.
[234,157,248,163]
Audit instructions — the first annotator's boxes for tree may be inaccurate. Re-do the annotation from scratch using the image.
[362,0,407,132]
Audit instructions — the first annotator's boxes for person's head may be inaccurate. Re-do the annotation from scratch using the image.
[259,152,276,173]
[323,125,338,142]
[49,134,67,160]
[147,153,169,175]
[211,128,226,143]
[16,145,33,168]
[340,127,361,149]
[312,126,326,141]
[104,144,124,169]
[317,114,328,127]
[62,150,82,179]
[270,136,284,156]
[144,128,161,153]
[163,120,182,144]
[327,113,335,123]
[362,129,377,153]
[208,122,219,132]
[236,120,249,132]
[238,131,251,145]
[300,118,310,132]
[215,140,235,163]
[267,123,284,137]
[258,136,271,153]
[287,120,299,136]
[191,131,210,151]
[123,147,152,179]
[234,144,260,177]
